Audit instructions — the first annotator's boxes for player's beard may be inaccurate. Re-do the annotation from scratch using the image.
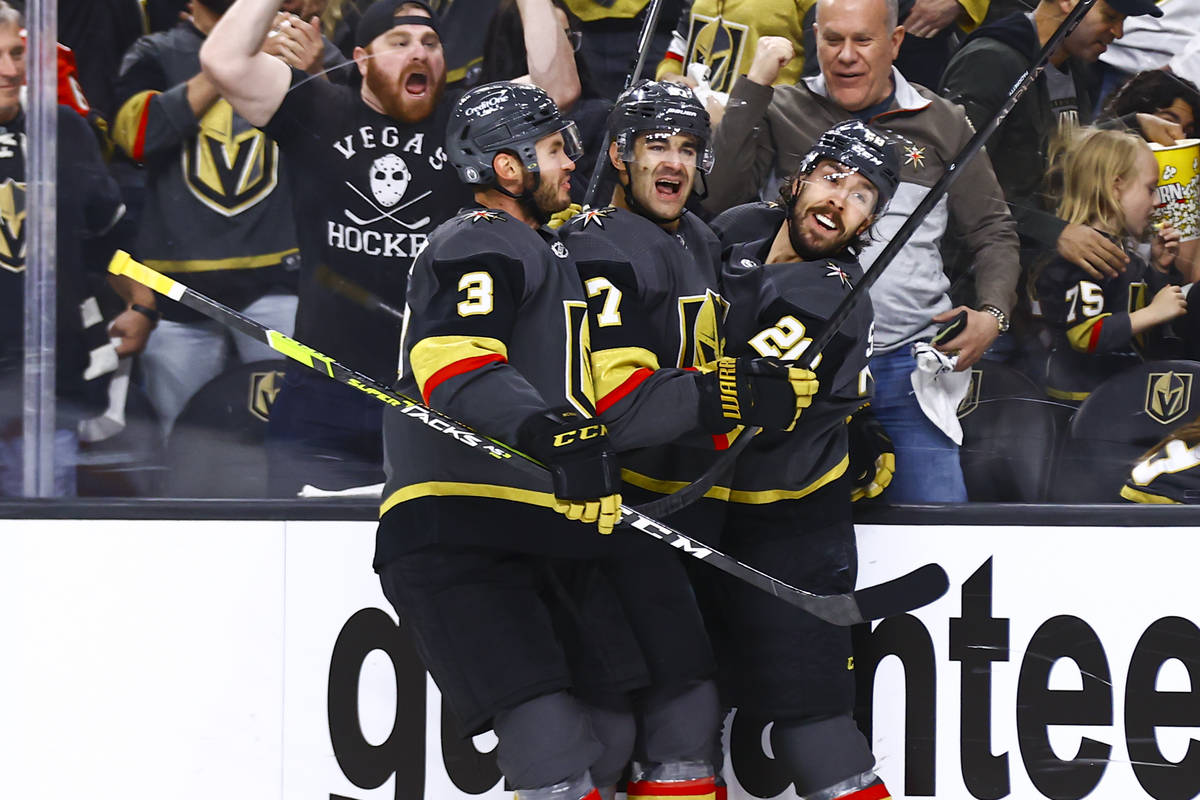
[786,197,856,260]
[364,60,445,124]
[526,169,570,224]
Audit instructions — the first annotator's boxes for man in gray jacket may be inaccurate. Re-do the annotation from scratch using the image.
[704,0,1020,502]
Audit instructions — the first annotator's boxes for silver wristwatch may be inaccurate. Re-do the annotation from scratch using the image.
[979,304,1010,333]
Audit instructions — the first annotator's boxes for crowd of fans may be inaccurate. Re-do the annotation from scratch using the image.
[4,0,1200,502]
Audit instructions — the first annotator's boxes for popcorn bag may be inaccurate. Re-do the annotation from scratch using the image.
[1150,138,1200,241]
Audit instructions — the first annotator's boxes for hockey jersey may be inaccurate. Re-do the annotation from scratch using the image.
[378,208,598,554]
[112,22,300,323]
[656,0,816,92]
[1122,437,1200,504]
[1034,250,1178,402]
[561,205,731,494]
[715,202,875,502]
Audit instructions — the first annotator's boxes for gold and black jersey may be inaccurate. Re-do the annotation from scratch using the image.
[1034,252,1177,402]
[715,203,875,504]
[1122,438,1200,504]
[561,206,732,496]
[380,208,597,527]
[113,22,299,323]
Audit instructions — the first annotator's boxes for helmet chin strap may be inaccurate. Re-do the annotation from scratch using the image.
[495,170,551,225]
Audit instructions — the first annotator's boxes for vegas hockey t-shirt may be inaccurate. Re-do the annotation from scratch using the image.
[264,70,469,383]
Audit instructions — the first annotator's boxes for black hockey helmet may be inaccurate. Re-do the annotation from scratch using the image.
[608,80,714,173]
[795,119,901,214]
[446,81,582,186]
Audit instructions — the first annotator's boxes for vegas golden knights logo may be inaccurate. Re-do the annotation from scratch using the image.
[248,369,285,422]
[678,290,729,367]
[688,15,749,94]
[957,369,983,419]
[0,177,27,273]
[183,100,279,217]
[1145,371,1193,425]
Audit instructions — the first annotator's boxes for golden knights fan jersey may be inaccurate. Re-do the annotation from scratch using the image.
[1034,252,1177,402]
[379,208,597,531]
[1122,437,1200,504]
[113,22,300,323]
[561,206,730,493]
[716,203,875,502]
[656,0,815,92]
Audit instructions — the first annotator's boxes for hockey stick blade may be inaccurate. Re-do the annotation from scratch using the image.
[845,562,948,625]
[108,250,948,625]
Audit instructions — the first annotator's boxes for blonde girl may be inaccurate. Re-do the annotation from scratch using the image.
[1034,127,1187,402]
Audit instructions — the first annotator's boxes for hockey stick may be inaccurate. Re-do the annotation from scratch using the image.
[108,250,948,625]
[635,0,1099,517]
[802,0,1098,359]
[581,0,666,208]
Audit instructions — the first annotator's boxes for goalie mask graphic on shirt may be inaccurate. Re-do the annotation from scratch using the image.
[370,154,412,208]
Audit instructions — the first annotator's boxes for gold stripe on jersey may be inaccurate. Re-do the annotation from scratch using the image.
[621,454,849,505]
[959,0,988,30]
[144,247,299,274]
[1120,485,1179,504]
[380,481,557,516]
[1066,314,1109,352]
[593,345,661,402]
[409,335,509,397]
[1045,386,1092,401]
[113,89,157,162]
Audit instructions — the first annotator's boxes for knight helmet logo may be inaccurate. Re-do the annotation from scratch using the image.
[957,369,983,419]
[184,99,279,217]
[248,369,285,422]
[1145,371,1193,425]
[689,14,749,94]
[0,177,26,273]
[370,154,411,208]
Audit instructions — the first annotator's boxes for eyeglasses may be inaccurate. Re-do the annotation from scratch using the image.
[565,30,582,52]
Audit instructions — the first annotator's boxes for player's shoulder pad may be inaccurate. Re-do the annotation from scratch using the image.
[429,207,548,263]
[560,205,658,257]
[710,201,786,250]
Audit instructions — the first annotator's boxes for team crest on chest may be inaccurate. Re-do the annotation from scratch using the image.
[903,145,927,169]
[184,100,279,217]
[467,209,504,224]
[574,206,613,228]
[825,262,852,288]
[0,177,26,273]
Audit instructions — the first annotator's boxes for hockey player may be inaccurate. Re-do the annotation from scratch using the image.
[562,80,820,541]
[561,79,820,799]
[708,119,902,800]
[1123,413,1200,504]
[376,82,721,800]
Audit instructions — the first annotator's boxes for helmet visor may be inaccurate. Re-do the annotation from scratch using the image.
[616,129,715,173]
[546,120,584,165]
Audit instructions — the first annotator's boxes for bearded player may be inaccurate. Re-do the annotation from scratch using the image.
[707,119,901,800]
[377,82,723,800]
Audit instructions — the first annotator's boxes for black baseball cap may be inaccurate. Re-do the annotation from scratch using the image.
[1104,0,1163,18]
[355,0,441,48]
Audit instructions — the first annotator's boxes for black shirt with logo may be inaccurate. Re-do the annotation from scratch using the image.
[0,106,124,411]
[264,70,470,384]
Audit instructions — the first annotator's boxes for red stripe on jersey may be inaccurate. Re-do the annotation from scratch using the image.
[422,354,507,404]
[712,433,731,450]
[664,50,685,63]
[596,367,654,415]
[132,95,154,163]
[627,776,716,797]
[844,782,891,800]
[1087,318,1105,352]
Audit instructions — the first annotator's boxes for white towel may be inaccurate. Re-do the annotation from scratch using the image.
[909,342,972,446]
